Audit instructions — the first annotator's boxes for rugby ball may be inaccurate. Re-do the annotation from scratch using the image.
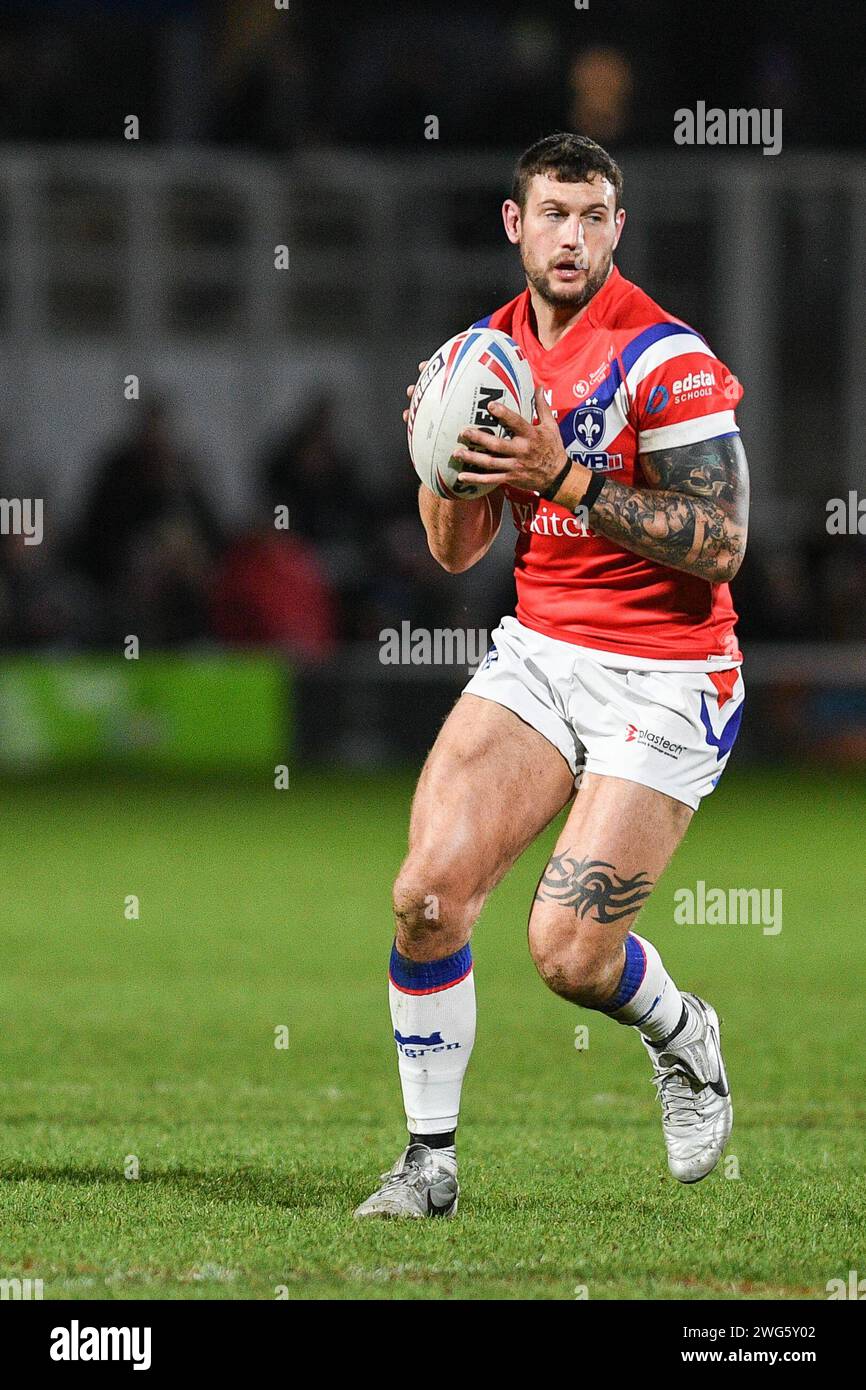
[407,327,535,499]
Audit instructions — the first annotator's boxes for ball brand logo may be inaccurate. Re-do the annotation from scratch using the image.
[407,351,444,444]
[625,723,684,760]
[472,386,506,430]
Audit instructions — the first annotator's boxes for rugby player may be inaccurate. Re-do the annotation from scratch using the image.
[355,133,748,1219]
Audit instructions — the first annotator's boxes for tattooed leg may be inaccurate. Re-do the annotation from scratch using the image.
[527,773,692,1018]
[536,853,654,926]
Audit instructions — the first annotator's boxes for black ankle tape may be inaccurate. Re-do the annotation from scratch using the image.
[650,1002,689,1050]
[409,1130,456,1149]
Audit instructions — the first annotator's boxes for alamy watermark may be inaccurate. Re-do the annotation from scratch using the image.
[50,1322,151,1370]
[674,102,782,157]
[1,1275,44,1299]
[674,881,782,935]
[0,497,43,545]
[826,1269,866,1299]
[826,492,866,535]
[379,622,490,668]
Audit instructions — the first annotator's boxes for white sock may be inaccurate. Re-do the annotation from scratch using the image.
[600,932,700,1045]
[388,941,475,1137]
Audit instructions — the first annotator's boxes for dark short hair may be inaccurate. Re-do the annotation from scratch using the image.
[511,132,624,211]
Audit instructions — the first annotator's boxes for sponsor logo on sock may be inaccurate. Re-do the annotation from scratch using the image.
[394,1029,461,1059]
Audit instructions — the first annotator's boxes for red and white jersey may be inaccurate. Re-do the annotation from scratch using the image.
[475,265,743,663]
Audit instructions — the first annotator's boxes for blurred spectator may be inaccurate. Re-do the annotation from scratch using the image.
[0,530,95,649]
[257,395,381,638]
[122,515,214,648]
[0,0,863,151]
[567,45,635,146]
[353,509,457,642]
[814,542,866,642]
[211,529,337,660]
[67,399,223,643]
[210,1,318,150]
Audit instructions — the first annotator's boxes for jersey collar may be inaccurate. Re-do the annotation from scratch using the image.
[517,264,626,372]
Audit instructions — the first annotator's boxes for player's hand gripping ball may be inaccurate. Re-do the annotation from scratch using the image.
[406,328,536,499]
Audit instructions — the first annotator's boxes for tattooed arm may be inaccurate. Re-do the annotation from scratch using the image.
[558,435,750,584]
[453,393,749,585]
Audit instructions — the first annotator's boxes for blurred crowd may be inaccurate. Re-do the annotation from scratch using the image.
[1,0,863,765]
[0,0,862,152]
[0,397,497,659]
[1,395,865,661]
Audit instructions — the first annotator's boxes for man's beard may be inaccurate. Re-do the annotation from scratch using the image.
[522,248,612,312]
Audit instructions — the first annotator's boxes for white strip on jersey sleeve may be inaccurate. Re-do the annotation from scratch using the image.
[626,331,717,396]
[638,410,739,452]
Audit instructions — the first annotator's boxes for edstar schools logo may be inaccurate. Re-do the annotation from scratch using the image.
[673,369,716,403]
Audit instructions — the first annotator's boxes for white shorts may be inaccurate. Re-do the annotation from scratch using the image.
[463,616,745,810]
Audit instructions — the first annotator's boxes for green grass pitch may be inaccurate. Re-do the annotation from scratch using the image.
[0,767,864,1300]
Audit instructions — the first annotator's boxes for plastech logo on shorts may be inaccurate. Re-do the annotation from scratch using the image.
[672,369,715,403]
[625,724,684,759]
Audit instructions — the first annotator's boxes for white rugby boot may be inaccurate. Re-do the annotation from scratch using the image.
[353,1142,459,1219]
[642,992,733,1184]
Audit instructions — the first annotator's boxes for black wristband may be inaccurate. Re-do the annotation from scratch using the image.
[579,470,606,513]
[540,458,574,501]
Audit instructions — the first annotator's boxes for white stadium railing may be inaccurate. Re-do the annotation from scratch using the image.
[0,144,864,533]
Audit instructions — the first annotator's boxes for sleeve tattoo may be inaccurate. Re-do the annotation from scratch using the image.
[534,852,654,925]
[587,434,750,583]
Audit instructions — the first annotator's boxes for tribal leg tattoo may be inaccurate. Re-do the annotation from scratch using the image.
[535,852,654,925]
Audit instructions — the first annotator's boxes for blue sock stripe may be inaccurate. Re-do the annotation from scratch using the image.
[389,942,472,993]
[600,934,647,1013]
